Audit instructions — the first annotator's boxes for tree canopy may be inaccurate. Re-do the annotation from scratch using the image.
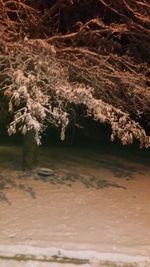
[0,0,150,147]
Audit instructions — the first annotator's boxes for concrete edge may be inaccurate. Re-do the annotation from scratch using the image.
[0,245,150,266]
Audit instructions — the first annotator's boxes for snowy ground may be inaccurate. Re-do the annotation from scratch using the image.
[0,145,150,266]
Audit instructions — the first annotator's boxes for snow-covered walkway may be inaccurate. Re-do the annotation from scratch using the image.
[0,145,150,266]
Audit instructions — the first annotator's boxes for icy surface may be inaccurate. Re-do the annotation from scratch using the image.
[0,145,150,266]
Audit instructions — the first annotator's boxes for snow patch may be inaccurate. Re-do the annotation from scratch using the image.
[0,245,150,266]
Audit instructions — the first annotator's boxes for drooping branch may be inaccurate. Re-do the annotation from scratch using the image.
[0,0,150,147]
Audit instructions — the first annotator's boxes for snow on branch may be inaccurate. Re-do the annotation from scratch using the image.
[0,36,150,147]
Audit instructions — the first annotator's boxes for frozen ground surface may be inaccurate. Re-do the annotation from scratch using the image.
[0,144,150,266]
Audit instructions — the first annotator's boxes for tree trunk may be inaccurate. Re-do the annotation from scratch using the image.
[22,130,38,170]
